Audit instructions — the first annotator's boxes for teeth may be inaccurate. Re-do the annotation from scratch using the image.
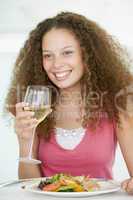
[55,70,71,78]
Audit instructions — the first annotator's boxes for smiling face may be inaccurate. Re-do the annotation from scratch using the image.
[42,28,85,90]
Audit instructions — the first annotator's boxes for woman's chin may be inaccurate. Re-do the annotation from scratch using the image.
[56,81,80,90]
[53,82,71,89]
[56,83,71,89]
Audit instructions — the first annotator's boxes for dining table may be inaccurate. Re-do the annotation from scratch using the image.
[0,179,133,200]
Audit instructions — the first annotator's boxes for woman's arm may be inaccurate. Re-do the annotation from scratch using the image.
[116,112,133,194]
[18,135,42,179]
[116,113,133,176]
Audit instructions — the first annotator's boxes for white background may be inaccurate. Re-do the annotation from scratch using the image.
[0,0,133,182]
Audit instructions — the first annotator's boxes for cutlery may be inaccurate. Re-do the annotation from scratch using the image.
[0,178,41,188]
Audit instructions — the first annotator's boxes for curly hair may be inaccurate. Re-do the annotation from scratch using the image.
[5,11,133,139]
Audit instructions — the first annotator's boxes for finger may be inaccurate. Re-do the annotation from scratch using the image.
[16,129,32,140]
[15,123,38,139]
[17,111,35,119]
[16,118,38,129]
[16,102,29,114]
[126,179,133,194]
[121,179,129,190]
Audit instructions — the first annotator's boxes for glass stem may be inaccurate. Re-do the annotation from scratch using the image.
[28,126,37,158]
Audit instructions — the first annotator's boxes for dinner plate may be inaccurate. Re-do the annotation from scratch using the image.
[23,178,121,198]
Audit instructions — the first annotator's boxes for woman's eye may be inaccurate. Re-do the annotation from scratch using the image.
[63,51,73,56]
[43,54,52,59]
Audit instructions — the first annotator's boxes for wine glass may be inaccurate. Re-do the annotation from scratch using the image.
[19,85,52,164]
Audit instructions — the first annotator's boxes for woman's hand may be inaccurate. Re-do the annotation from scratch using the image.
[15,102,52,141]
[121,177,133,194]
[15,102,38,141]
[15,102,52,158]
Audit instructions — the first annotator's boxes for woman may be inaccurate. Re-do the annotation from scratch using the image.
[5,11,133,194]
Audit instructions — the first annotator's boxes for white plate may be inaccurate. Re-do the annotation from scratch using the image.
[23,178,121,198]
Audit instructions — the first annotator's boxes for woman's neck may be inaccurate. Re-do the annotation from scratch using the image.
[58,83,82,107]
[54,83,85,129]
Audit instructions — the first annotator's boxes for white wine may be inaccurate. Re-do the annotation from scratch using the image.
[24,105,51,122]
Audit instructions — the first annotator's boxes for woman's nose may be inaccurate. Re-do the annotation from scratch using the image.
[53,55,64,69]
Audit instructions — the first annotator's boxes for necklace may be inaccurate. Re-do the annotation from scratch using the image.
[55,127,85,137]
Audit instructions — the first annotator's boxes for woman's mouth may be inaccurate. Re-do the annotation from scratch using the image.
[54,70,72,81]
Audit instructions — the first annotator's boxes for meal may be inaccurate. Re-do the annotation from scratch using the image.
[38,173,100,192]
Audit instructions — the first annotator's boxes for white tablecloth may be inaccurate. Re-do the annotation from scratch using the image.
[0,182,133,200]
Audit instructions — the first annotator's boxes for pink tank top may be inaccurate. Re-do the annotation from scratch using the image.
[38,118,117,179]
